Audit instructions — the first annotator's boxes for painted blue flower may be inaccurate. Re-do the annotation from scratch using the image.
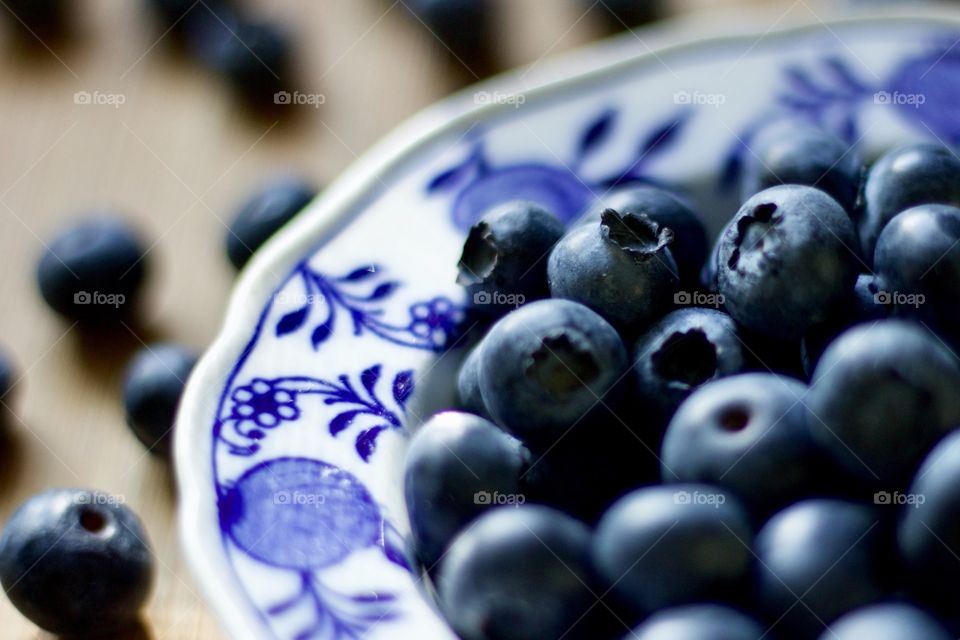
[408,297,464,348]
[885,45,960,144]
[230,378,300,435]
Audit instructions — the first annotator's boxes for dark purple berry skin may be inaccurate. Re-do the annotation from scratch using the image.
[874,204,960,346]
[404,411,528,570]
[226,176,316,270]
[859,143,960,260]
[717,185,860,340]
[0,489,154,636]
[549,209,679,331]
[580,185,707,287]
[755,499,895,639]
[455,342,490,419]
[592,484,753,617]
[821,603,953,640]
[122,343,198,457]
[741,120,862,214]
[632,307,745,428]
[457,201,565,317]
[899,430,960,613]
[36,215,148,323]
[438,505,599,640]
[478,299,627,446]
[625,604,766,640]
[807,321,960,488]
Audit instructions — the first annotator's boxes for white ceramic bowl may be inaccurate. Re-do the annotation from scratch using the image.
[176,11,960,639]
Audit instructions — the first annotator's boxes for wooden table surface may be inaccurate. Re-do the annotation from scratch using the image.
[0,0,863,637]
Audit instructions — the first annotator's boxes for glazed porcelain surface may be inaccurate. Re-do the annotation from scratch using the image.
[176,13,960,640]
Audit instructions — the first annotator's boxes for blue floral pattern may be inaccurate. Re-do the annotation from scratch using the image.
[428,107,693,229]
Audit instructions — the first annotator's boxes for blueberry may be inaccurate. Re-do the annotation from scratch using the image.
[624,604,766,640]
[144,0,233,31]
[2,0,67,37]
[801,273,886,377]
[404,411,528,570]
[0,489,154,635]
[821,603,953,640]
[717,185,860,339]
[457,201,565,316]
[874,204,960,345]
[580,185,707,286]
[755,499,894,639]
[405,0,493,65]
[632,307,745,427]
[741,120,862,214]
[807,320,960,487]
[455,343,490,419]
[859,142,960,260]
[204,17,292,104]
[478,299,628,445]
[898,429,960,612]
[37,216,148,322]
[226,176,316,270]
[122,343,198,457]
[0,349,15,403]
[548,209,679,331]
[662,373,837,517]
[590,0,662,28]
[437,505,598,640]
[592,484,753,616]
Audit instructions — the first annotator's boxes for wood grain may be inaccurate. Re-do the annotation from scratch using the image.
[0,0,825,637]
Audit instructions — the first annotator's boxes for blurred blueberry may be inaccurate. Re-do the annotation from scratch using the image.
[741,119,862,214]
[438,505,600,640]
[874,203,960,345]
[625,604,766,640]
[807,320,960,487]
[455,342,490,419]
[122,343,198,457]
[0,489,154,636]
[2,0,68,38]
[859,142,960,259]
[405,0,493,68]
[227,176,316,270]
[404,411,529,570]
[755,499,894,639]
[37,215,148,323]
[592,484,753,616]
[821,603,953,640]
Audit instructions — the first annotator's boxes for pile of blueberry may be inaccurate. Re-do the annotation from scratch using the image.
[0,175,316,634]
[406,126,960,640]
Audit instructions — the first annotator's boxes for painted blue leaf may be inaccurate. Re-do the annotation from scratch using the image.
[637,109,691,159]
[342,265,378,281]
[356,426,386,461]
[361,365,381,397]
[367,282,399,301]
[577,109,617,158]
[275,306,309,336]
[427,161,474,193]
[330,410,362,436]
[363,611,400,623]
[311,319,333,348]
[840,113,858,144]
[392,370,414,408]
[824,56,868,93]
[384,539,411,571]
[783,66,826,98]
[266,594,301,616]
